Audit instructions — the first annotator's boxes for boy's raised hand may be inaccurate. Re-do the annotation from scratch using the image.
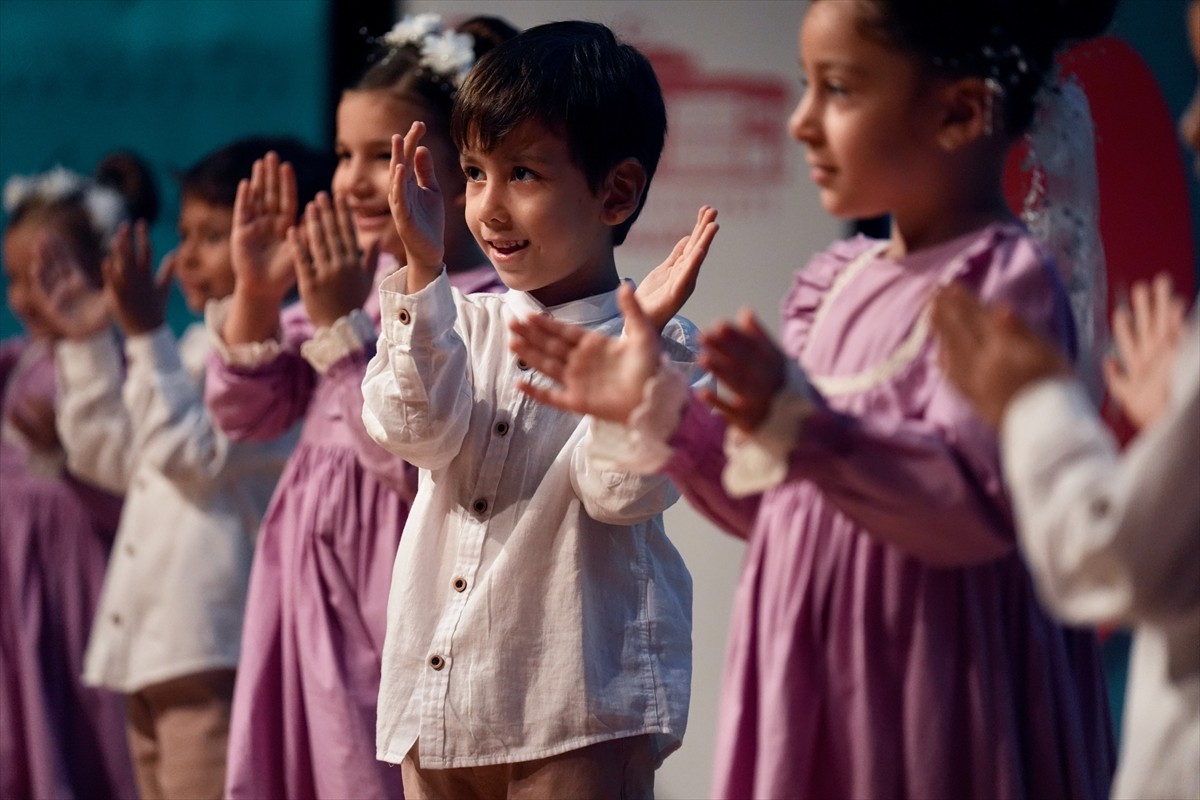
[230,151,299,304]
[635,206,719,333]
[29,231,110,341]
[698,309,788,431]
[102,220,169,336]
[1104,274,1186,430]
[388,122,445,291]
[509,284,663,423]
[288,192,379,329]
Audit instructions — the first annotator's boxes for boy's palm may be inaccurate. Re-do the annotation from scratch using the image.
[509,285,662,423]
[1104,274,1186,430]
[635,206,718,333]
[102,220,166,336]
[389,124,445,275]
[31,232,110,340]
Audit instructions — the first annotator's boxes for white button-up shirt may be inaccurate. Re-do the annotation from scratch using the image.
[1001,310,1200,800]
[362,268,697,768]
[55,324,295,692]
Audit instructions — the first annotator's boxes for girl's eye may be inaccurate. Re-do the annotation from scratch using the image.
[824,80,849,97]
[335,150,350,162]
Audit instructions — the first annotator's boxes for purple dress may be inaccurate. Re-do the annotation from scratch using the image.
[664,225,1115,799]
[206,264,503,800]
[0,338,135,800]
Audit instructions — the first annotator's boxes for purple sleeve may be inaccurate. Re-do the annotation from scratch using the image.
[782,238,1072,567]
[204,305,317,443]
[662,394,761,540]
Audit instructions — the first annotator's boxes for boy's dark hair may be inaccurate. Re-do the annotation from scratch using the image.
[452,20,667,246]
[178,136,335,213]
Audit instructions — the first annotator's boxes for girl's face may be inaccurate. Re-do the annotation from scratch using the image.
[332,90,465,262]
[175,194,236,312]
[787,0,944,220]
[4,221,52,337]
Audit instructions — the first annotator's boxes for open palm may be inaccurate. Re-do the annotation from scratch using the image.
[230,151,298,301]
[635,205,718,333]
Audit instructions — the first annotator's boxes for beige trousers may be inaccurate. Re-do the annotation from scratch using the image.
[124,668,236,800]
[401,734,657,800]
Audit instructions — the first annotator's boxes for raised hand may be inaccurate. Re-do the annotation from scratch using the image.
[29,231,110,340]
[697,309,788,431]
[230,151,299,303]
[635,205,719,333]
[931,282,1070,429]
[388,122,445,290]
[509,284,663,423]
[102,220,168,336]
[289,191,379,329]
[1104,274,1187,430]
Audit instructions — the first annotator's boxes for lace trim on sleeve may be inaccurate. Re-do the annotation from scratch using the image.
[300,309,376,374]
[722,359,816,497]
[203,296,284,368]
[584,357,690,475]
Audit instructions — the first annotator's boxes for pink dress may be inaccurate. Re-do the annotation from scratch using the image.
[664,225,1115,799]
[0,338,135,800]
[206,265,503,800]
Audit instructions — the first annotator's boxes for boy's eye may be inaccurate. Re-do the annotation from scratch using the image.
[335,149,349,162]
[463,165,483,182]
[512,167,534,181]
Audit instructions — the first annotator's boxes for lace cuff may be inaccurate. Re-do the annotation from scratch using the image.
[300,309,376,374]
[722,360,816,497]
[204,296,284,368]
[585,358,690,475]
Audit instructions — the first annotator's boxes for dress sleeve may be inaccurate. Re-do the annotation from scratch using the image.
[361,268,473,471]
[204,297,317,442]
[54,329,135,493]
[1002,318,1200,628]
[779,234,1072,567]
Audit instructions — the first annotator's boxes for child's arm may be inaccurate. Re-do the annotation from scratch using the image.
[388,122,446,294]
[361,269,474,471]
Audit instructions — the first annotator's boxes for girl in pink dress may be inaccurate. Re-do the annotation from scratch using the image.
[510,1,1118,797]
[204,15,516,800]
[1,156,151,800]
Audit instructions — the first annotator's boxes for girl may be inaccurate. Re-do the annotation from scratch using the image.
[510,1,1118,797]
[204,15,517,800]
[0,156,147,800]
[37,138,329,800]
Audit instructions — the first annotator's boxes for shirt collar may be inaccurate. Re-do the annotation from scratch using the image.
[504,278,635,326]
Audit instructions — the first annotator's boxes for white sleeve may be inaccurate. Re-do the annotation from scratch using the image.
[1001,321,1200,627]
[55,329,134,493]
[361,267,473,471]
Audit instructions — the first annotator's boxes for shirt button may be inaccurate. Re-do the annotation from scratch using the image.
[453,577,467,592]
[429,654,445,670]
[111,613,122,626]
[124,544,135,556]
[1089,497,1110,519]
[472,498,489,514]
[494,421,510,437]
[517,358,530,371]
[398,308,412,325]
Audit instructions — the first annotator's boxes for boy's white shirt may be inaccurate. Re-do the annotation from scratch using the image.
[362,267,697,768]
[999,312,1200,800]
[54,323,295,692]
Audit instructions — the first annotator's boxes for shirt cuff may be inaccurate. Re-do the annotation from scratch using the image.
[721,359,817,498]
[1000,375,1099,484]
[377,265,452,346]
[585,358,690,474]
[55,328,122,385]
[300,309,376,374]
[204,296,284,368]
[124,324,182,377]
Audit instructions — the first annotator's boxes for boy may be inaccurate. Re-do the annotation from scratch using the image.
[361,20,718,799]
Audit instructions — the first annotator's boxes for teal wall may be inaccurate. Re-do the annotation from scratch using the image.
[0,0,329,338]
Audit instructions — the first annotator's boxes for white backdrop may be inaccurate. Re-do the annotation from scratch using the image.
[398,2,839,797]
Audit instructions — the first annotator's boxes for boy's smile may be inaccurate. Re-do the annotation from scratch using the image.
[461,119,620,307]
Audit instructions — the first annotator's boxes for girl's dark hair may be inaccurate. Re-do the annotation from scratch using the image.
[354,15,519,137]
[178,135,335,212]
[853,0,1119,135]
[7,151,158,281]
[451,21,668,246]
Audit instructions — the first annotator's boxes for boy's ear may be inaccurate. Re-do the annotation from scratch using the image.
[937,77,994,152]
[600,159,647,226]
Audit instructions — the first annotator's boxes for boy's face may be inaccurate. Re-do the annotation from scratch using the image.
[175,194,236,312]
[460,120,619,306]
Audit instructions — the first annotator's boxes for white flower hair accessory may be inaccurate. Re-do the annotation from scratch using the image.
[3,165,127,245]
[380,13,476,89]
